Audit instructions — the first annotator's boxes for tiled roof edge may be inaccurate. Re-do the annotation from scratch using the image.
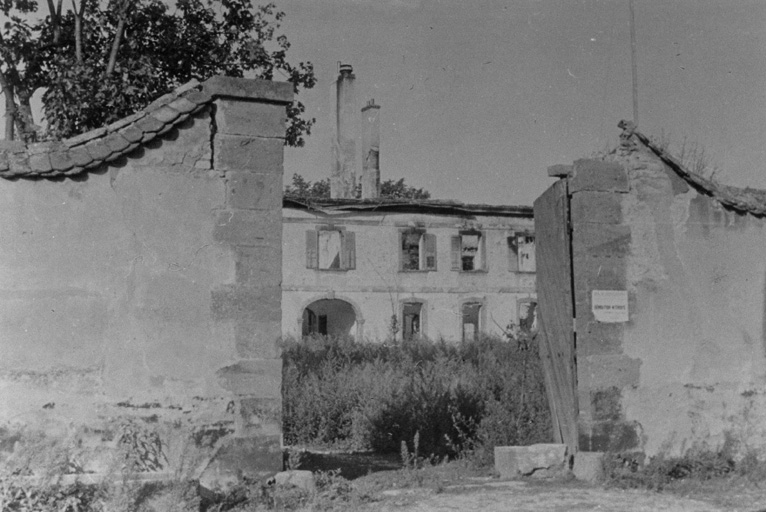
[0,76,293,180]
[620,120,766,216]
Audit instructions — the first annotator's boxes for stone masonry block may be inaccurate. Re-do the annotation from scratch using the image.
[575,320,624,356]
[211,285,281,322]
[213,210,281,247]
[204,76,293,105]
[236,319,282,359]
[578,421,640,452]
[573,260,627,313]
[274,471,317,494]
[494,444,568,478]
[239,397,282,437]
[216,101,287,139]
[234,246,282,287]
[591,386,622,421]
[571,191,623,225]
[570,159,629,193]
[573,452,605,483]
[578,354,641,391]
[226,171,282,211]
[572,224,631,259]
[216,359,282,397]
[213,135,284,173]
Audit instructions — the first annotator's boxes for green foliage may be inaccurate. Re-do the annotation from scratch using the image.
[284,173,431,200]
[0,0,316,145]
[281,334,551,464]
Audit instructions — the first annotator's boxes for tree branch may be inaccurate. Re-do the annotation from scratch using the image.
[72,0,85,63]
[105,0,132,76]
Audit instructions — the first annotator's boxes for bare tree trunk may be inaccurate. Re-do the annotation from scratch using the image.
[105,0,132,76]
[45,0,64,44]
[14,89,37,142]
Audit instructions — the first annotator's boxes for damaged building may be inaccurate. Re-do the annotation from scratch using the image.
[282,65,537,342]
[535,120,766,459]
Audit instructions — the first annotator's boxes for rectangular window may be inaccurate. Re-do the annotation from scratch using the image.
[451,231,486,272]
[400,230,436,271]
[306,229,356,270]
[509,233,535,273]
[462,302,481,342]
[402,302,422,340]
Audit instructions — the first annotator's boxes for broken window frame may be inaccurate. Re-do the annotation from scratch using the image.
[460,299,484,342]
[401,300,425,341]
[507,232,536,273]
[399,229,437,272]
[451,230,487,272]
[306,226,356,271]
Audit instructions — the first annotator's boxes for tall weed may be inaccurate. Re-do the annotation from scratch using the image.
[282,334,551,463]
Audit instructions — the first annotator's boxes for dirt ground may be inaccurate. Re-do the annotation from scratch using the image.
[370,478,766,512]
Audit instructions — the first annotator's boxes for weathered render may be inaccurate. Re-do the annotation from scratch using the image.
[540,122,766,458]
[0,77,291,483]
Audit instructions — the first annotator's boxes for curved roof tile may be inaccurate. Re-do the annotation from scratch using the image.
[0,76,291,180]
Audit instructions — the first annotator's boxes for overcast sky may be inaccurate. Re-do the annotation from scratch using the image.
[2,1,765,206]
[276,0,766,205]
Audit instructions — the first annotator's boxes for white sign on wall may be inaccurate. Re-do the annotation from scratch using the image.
[592,290,629,323]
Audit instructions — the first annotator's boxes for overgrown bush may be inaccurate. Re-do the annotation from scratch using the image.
[282,334,551,463]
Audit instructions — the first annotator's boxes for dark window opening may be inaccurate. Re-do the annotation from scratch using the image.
[402,302,422,340]
[462,302,481,342]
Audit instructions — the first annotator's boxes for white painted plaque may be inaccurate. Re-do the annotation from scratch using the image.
[592,290,629,323]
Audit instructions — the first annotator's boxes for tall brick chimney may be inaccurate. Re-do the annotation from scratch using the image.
[331,63,357,199]
[361,99,381,199]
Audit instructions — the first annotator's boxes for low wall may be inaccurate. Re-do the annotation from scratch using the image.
[0,77,291,483]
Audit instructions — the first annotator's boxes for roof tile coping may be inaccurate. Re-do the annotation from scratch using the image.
[620,120,766,216]
[0,75,293,180]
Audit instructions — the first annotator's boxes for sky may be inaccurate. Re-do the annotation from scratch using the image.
[2,1,765,206]
[274,0,766,206]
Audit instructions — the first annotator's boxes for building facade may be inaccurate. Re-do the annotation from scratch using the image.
[282,198,536,342]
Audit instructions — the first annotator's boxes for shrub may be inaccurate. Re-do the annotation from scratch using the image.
[282,334,551,463]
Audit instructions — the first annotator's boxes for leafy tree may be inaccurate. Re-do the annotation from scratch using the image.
[0,0,316,145]
[284,173,431,200]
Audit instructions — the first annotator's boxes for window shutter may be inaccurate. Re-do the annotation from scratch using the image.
[399,231,405,271]
[507,235,519,271]
[306,230,318,269]
[479,232,487,271]
[450,236,461,270]
[341,231,356,270]
[424,233,437,270]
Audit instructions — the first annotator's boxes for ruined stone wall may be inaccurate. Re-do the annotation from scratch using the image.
[568,147,766,458]
[0,77,290,483]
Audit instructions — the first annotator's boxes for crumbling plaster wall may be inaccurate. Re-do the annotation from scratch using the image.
[569,145,766,458]
[0,78,291,482]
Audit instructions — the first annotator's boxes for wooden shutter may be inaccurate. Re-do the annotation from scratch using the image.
[450,236,461,270]
[341,231,356,270]
[424,233,437,270]
[306,230,318,269]
[479,232,487,271]
[508,234,519,271]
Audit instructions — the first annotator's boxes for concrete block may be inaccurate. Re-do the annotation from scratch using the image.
[226,171,282,210]
[274,470,316,494]
[570,159,629,193]
[573,451,605,483]
[217,101,286,138]
[571,191,623,224]
[213,209,281,247]
[213,135,284,173]
[575,320,624,356]
[216,359,282,398]
[591,386,622,421]
[494,444,568,478]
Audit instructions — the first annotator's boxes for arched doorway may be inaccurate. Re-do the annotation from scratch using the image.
[302,299,357,338]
